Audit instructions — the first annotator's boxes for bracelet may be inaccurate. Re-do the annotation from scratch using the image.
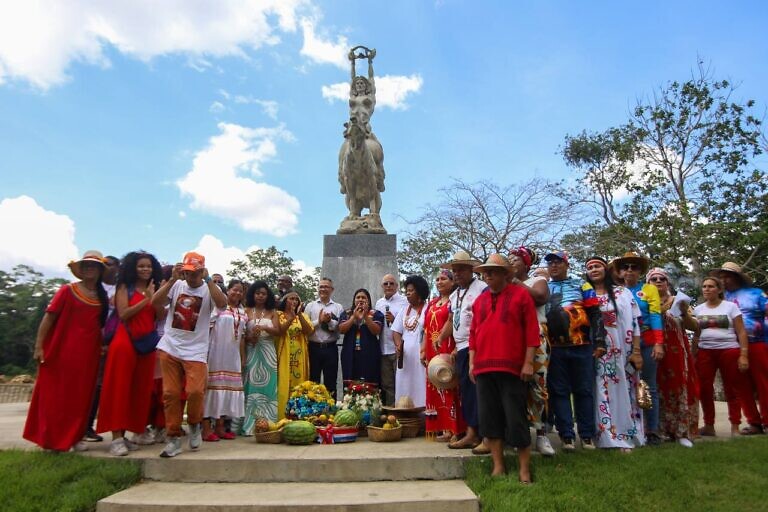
[204,276,212,284]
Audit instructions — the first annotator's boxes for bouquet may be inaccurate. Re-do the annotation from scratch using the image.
[337,380,382,427]
[285,381,336,421]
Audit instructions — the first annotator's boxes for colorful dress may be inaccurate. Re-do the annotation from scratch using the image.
[339,309,385,386]
[204,305,247,420]
[424,297,465,436]
[237,314,278,434]
[658,294,699,439]
[594,287,645,448]
[276,312,310,420]
[97,288,157,435]
[24,284,102,451]
[524,276,549,431]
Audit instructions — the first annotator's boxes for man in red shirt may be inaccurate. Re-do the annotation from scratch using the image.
[469,254,539,482]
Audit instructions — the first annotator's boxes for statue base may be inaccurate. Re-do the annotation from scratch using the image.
[336,214,387,235]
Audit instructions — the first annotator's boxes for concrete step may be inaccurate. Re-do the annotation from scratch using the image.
[97,481,480,512]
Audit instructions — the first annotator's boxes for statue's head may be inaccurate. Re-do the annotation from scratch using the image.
[352,76,371,96]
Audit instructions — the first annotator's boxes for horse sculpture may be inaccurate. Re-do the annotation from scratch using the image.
[337,118,386,233]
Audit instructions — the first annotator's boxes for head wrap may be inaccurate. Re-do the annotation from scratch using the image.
[509,247,533,269]
[645,267,669,283]
[438,268,454,280]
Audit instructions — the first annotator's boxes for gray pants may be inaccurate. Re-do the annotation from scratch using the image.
[380,353,397,406]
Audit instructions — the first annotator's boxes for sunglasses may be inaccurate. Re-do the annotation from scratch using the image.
[649,277,667,283]
[621,263,640,271]
[382,281,396,286]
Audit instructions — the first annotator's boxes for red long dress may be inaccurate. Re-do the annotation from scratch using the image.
[97,289,157,434]
[424,297,465,436]
[658,310,700,438]
[23,284,102,451]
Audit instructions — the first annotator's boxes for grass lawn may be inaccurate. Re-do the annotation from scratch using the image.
[465,437,768,512]
[0,450,142,512]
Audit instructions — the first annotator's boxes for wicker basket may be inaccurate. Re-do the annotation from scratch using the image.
[366,425,402,442]
[400,423,420,438]
[254,428,283,444]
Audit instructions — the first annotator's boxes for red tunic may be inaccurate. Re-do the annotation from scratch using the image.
[97,288,157,434]
[424,297,465,436]
[469,284,540,376]
[23,284,102,451]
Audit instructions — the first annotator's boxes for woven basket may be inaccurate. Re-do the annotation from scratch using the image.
[254,428,283,444]
[400,423,420,438]
[366,425,402,442]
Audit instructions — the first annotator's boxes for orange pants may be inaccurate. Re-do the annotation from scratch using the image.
[157,350,207,437]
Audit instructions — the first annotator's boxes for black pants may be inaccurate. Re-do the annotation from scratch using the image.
[309,342,339,398]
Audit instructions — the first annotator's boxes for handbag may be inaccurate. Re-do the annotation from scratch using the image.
[131,329,161,355]
[636,379,652,410]
[102,309,120,344]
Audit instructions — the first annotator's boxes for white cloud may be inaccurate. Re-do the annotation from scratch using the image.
[321,74,423,110]
[0,196,79,276]
[0,0,305,89]
[299,18,348,69]
[178,211,187,218]
[209,101,225,114]
[233,95,279,119]
[188,234,259,280]
[176,122,300,236]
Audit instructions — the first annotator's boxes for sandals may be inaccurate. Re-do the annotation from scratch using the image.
[699,425,716,437]
[472,443,491,455]
[448,438,481,450]
[202,433,220,442]
[740,424,764,436]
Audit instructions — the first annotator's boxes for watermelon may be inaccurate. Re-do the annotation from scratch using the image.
[333,409,358,427]
[284,420,317,445]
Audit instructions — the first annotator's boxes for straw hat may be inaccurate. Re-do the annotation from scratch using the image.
[440,250,482,269]
[67,250,106,279]
[609,251,650,275]
[474,253,511,273]
[382,395,425,413]
[427,354,458,390]
[711,262,753,285]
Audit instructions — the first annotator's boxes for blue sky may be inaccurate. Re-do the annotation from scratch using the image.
[1,0,766,278]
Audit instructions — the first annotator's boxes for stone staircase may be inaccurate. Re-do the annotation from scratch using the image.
[96,437,480,511]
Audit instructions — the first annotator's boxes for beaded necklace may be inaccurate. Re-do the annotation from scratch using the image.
[404,303,424,332]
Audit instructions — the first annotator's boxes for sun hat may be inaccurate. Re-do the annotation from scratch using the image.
[67,250,106,279]
[544,250,569,265]
[474,253,512,273]
[440,250,482,269]
[382,395,425,413]
[181,251,205,271]
[711,262,753,286]
[427,354,458,390]
[609,251,650,275]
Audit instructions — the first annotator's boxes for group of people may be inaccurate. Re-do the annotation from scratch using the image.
[22,245,767,483]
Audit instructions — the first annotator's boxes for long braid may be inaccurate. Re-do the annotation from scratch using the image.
[95,276,109,327]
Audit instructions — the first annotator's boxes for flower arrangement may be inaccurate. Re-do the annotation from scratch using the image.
[336,380,382,427]
[286,381,336,420]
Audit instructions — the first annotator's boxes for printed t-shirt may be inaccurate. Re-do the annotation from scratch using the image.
[694,300,742,350]
[726,287,768,343]
[156,280,215,362]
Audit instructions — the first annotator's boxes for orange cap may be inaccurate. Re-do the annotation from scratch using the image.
[181,251,205,271]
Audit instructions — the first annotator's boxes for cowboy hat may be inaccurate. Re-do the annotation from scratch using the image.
[67,250,106,280]
[609,251,650,275]
[474,253,512,273]
[711,262,753,285]
[427,354,458,390]
[440,250,482,269]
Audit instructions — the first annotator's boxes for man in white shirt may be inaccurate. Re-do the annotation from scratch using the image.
[151,251,227,458]
[375,274,408,406]
[304,278,345,398]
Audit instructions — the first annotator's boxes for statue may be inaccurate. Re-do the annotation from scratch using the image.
[337,46,387,235]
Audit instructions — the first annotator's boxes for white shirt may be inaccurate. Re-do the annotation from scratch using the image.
[304,298,345,343]
[375,292,408,355]
[450,278,488,351]
[694,300,742,350]
[524,275,548,324]
[156,280,215,363]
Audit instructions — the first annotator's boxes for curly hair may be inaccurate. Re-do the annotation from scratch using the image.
[245,280,277,310]
[117,251,163,288]
[404,275,430,302]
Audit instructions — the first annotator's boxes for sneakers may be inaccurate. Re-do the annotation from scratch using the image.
[562,438,576,452]
[132,428,156,446]
[83,429,103,442]
[71,440,89,452]
[160,437,182,458]
[123,437,140,451]
[154,428,167,444]
[678,437,694,448]
[535,435,555,456]
[646,433,662,446]
[581,438,596,450]
[189,423,202,451]
[109,438,129,457]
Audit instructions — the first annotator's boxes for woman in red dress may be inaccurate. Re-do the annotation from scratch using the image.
[421,269,465,441]
[23,250,109,451]
[97,251,164,456]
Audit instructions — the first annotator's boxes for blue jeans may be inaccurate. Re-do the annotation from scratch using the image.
[456,348,478,429]
[548,344,596,440]
[641,344,659,433]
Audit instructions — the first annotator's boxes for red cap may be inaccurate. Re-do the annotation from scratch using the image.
[181,251,205,271]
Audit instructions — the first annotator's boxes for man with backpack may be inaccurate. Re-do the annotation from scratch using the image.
[544,250,606,451]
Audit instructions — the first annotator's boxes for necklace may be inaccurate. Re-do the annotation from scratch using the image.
[453,279,473,330]
[228,305,242,340]
[404,303,424,331]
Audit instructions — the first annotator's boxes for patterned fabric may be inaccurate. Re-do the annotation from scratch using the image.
[526,324,550,430]
[725,287,768,343]
[276,312,310,420]
[204,305,247,419]
[547,278,599,347]
[627,283,664,346]
[236,316,278,434]
[658,310,699,438]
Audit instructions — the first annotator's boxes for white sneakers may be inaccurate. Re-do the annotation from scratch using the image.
[678,437,694,448]
[536,435,555,456]
[160,437,182,458]
[132,428,157,446]
[189,423,202,451]
[581,438,596,450]
[109,438,129,456]
[71,440,89,452]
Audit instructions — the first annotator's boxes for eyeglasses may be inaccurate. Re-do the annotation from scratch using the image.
[649,277,667,283]
[382,281,396,286]
[546,260,565,266]
[621,264,639,271]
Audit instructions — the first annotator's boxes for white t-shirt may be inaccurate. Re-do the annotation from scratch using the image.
[668,291,693,319]
[156,280,215,363]
[523,275,547,324]
[375,293,408,355]
[694,300,742,350]
[450,278,488,351]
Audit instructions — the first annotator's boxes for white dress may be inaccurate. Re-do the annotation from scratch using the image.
[595,287,646,448]
[392,304,427,407]
[203,305,247,419]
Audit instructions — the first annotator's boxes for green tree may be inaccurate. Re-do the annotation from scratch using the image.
[562,63,765,286]
[0,266,66,374]
[228,246,320,302]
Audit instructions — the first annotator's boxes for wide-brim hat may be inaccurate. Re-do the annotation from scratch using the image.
[440,250,482,269]
[609,251,650,275]
[473,253,511,273]
[68,250,106,280]
[427,354,458,390]
[381,395,425,413]
[711,262,753,285]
